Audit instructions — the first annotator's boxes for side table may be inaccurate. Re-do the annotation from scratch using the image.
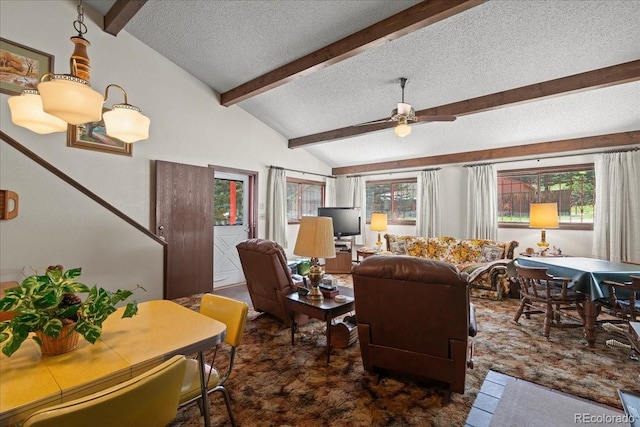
[356,248,379,262]
[286,286,355,363]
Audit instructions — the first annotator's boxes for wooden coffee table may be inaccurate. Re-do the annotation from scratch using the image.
[286,285,355,363]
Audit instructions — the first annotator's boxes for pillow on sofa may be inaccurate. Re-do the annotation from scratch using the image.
[390,240,408,255]
[478,244,504,262]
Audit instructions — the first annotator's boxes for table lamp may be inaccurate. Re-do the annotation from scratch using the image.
[370,212,388,249]
[293,216,336,301]
[529,202,559,249]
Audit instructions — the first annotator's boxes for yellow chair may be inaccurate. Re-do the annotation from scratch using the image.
[179,294,248,427]
[22,355,187,427]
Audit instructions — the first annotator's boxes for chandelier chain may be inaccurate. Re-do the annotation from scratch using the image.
[73,0,88,36]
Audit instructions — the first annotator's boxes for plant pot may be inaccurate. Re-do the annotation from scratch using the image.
[35,322,79,356]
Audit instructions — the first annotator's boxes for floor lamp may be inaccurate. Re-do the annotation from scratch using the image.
[529,203,559,251]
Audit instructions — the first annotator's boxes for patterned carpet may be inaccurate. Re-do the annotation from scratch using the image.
[169,275,638,426]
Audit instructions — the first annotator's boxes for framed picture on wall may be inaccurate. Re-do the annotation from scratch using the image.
[67,108,133,156]
[0,37,54,96]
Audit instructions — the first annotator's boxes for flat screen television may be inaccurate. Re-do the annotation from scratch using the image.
[317,207,361,238]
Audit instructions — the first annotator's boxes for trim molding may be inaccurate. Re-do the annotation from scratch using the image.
[331,130,640,175]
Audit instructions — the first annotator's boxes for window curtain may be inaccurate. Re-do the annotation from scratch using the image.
[325,177,337,207]
[347,176,366,246]
[416,169,440,237]
[592,150,640,262]
[465,164,498,240]
[266,167,288,247]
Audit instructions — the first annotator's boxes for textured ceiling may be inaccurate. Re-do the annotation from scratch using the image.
[85,0,640,169]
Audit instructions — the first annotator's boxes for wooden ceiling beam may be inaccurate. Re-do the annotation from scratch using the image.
[291,60,640,148]
[219,0,486,107]
[103,0,147,36]
[331,131,640,175]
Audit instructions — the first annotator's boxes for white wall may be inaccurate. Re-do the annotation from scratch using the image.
[0,140,166,300]
[0,1,332,295]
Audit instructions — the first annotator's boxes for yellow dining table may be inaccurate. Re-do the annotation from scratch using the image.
[0,300,226,427]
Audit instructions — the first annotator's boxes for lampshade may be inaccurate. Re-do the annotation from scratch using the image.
[103,104,151,143]
[7,90,67,134]
[529,203,559,229]
[370,213,388,232]
[294,216,336,259]
[530,202,559,249]
[38,76,104,125]
[394,121,411,137]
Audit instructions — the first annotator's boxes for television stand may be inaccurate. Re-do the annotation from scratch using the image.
[324,237,354,274]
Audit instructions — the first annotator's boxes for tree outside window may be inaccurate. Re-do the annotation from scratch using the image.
[365,179,416,224]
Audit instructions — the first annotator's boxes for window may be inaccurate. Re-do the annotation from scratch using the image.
[287,178,324,223]
[214,178,244,225]
[498,164,595,229]
[365,179,417,224]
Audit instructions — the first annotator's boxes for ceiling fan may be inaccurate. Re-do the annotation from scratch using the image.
[358,78,456,137]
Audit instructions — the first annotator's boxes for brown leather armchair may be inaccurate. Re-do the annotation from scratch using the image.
[352,255,476,396]
[236,239,306,327]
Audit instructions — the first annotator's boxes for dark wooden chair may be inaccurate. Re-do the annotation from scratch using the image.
[513,261,585,338]
[599,275,640,322]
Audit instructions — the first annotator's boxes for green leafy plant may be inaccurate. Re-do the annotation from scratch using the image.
[0,265,144,357]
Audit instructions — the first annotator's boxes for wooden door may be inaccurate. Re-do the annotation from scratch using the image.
[156,160,214,299]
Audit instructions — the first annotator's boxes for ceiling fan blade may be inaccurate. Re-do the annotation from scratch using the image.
[414,115,457,122]
[355,118,393,126]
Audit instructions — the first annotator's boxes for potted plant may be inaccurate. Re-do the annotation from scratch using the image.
[0,265,143,357]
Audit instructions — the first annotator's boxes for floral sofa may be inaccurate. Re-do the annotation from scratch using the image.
[384,234,519,300]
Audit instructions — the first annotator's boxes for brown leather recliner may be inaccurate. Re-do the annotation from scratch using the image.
[352,255,477,395]
[236,239,306,327]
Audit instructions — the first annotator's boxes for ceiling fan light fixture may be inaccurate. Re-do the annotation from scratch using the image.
[394,121,411,138]
[397,102,412,116]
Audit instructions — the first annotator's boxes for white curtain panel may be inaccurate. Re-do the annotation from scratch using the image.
[416,169,440,237]
[465,164,498,240]
[592,150,640,262]
[325,177,337,207]
[266,167,288,248]
[347,176,366,246]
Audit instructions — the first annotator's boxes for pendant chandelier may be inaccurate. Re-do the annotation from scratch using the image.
[7,0,150,143]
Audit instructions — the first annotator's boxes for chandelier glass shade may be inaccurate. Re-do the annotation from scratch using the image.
[7,90,67,134]
[38,75,103,125]
[103,102,151,144]
[6,1,150,143]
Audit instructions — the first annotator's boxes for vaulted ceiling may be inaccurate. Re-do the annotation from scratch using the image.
[85,0,640,174]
